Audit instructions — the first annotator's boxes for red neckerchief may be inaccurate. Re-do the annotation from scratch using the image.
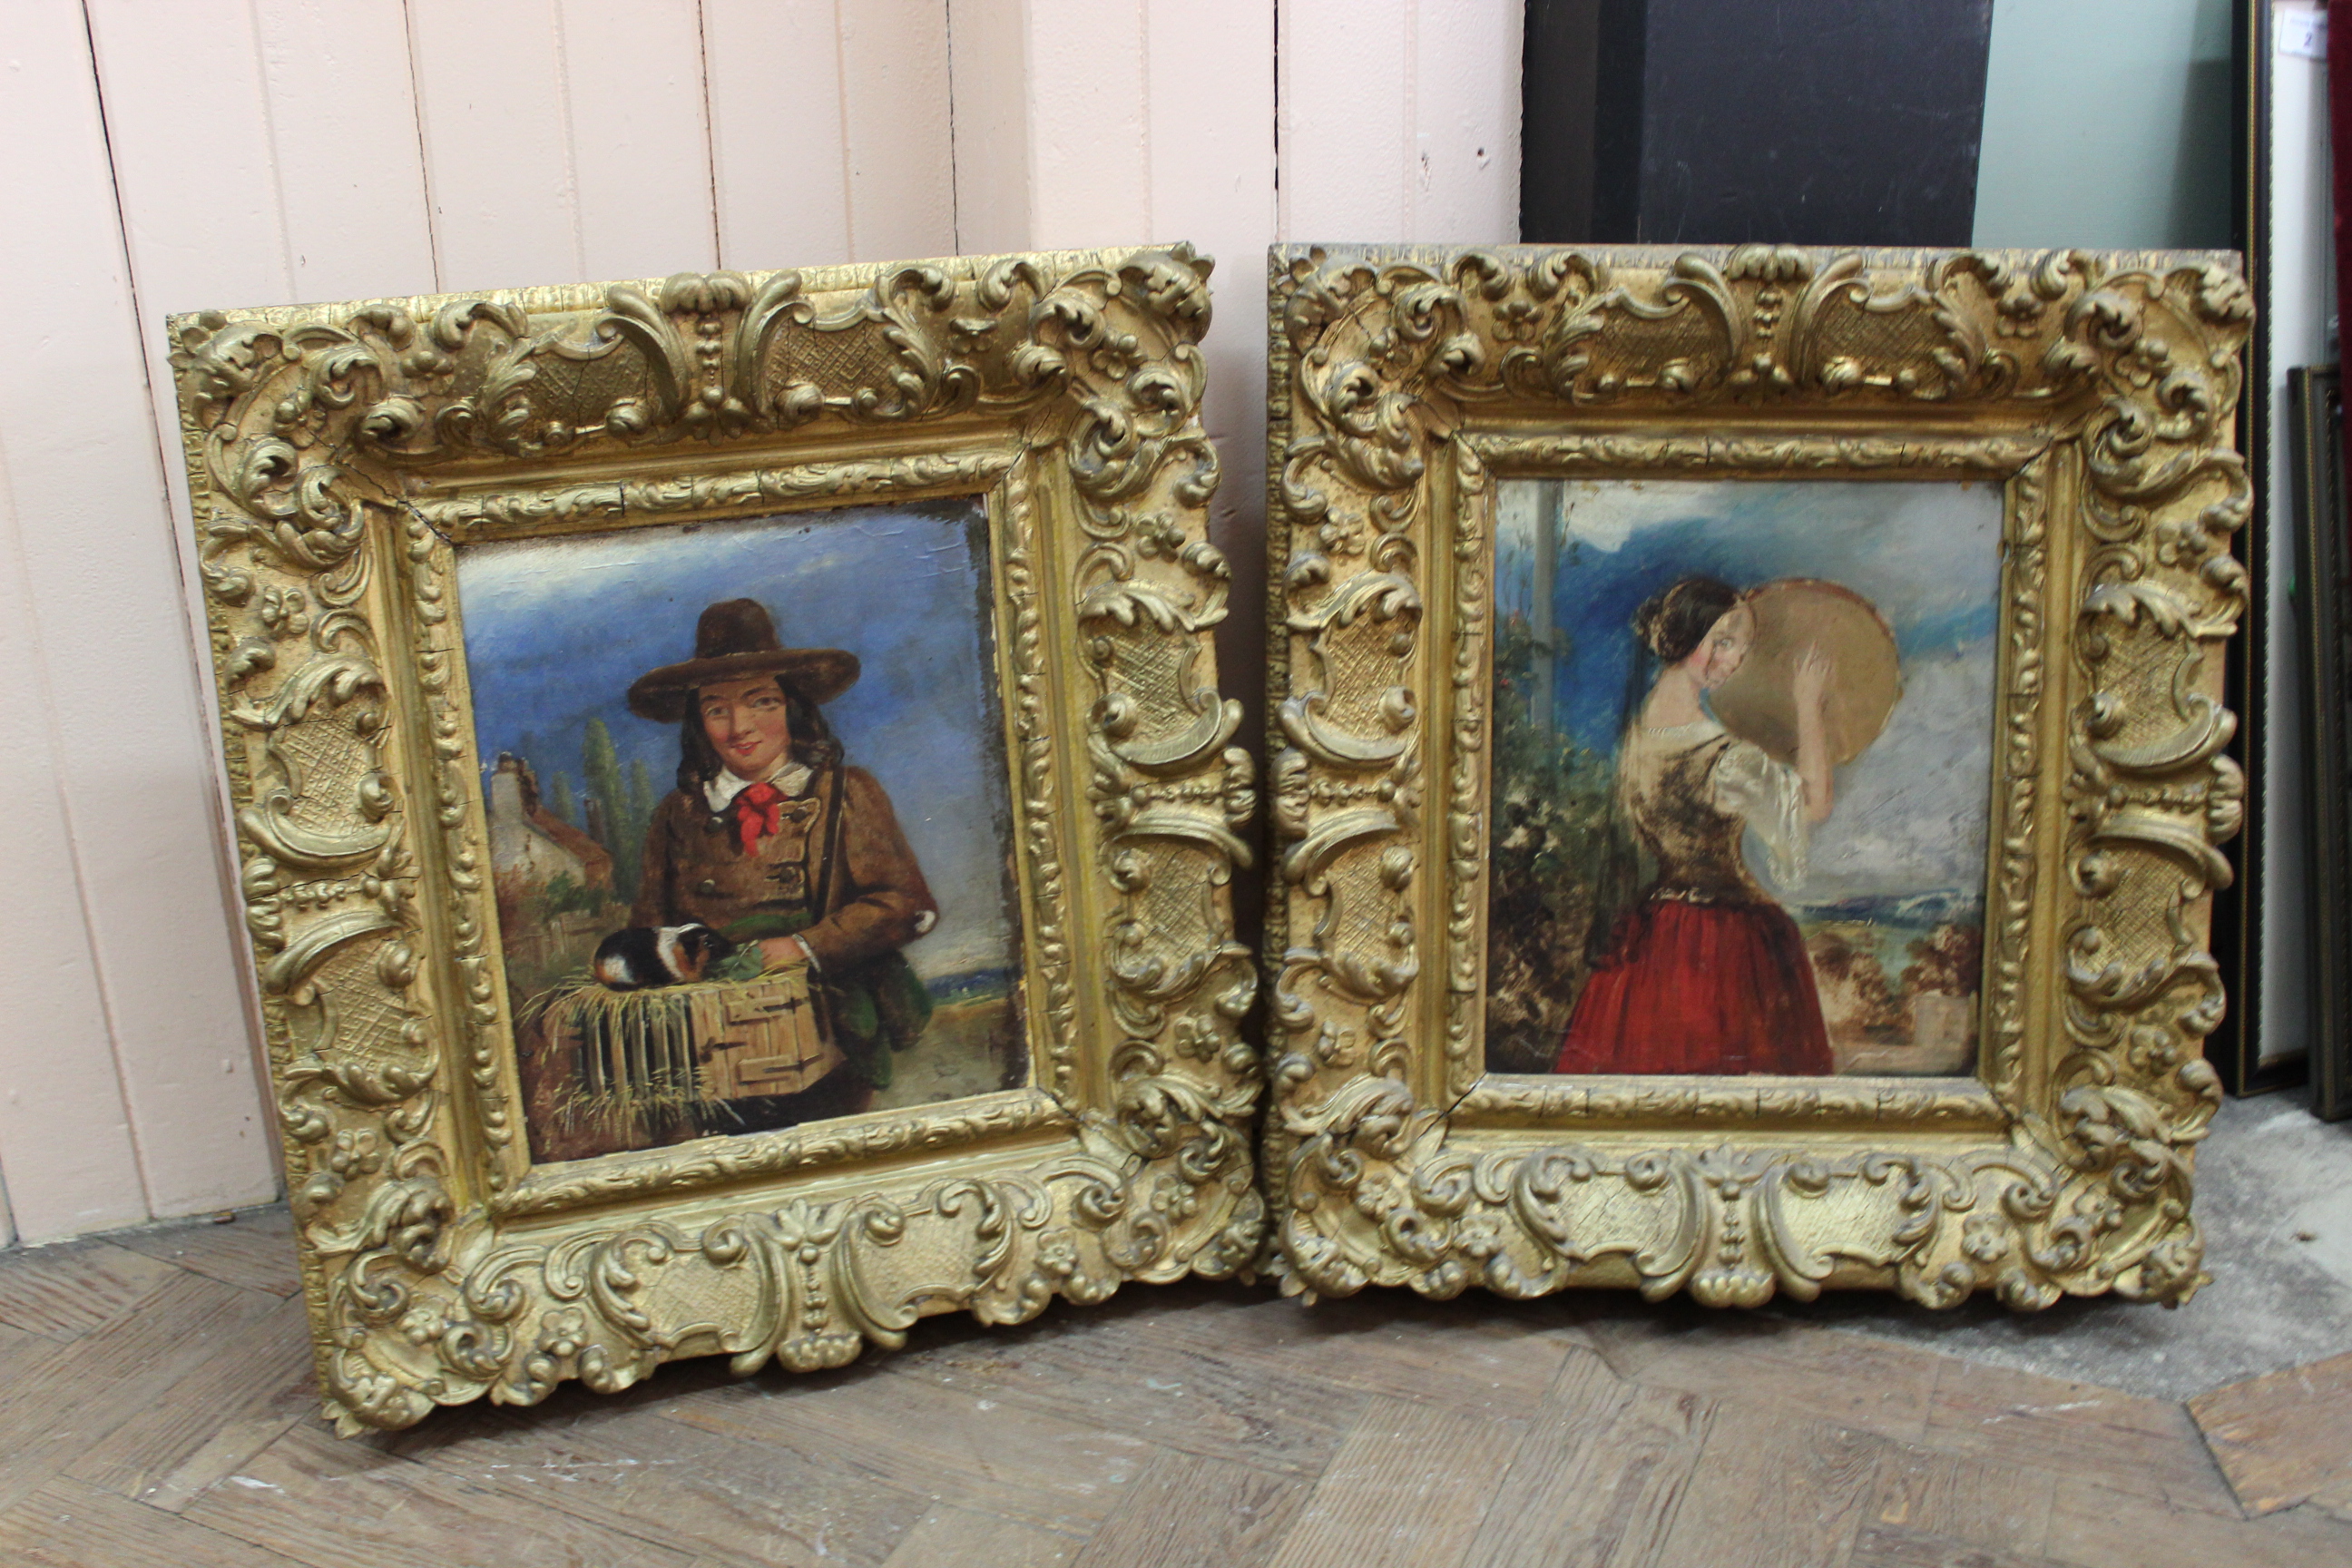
[731,780,785,855]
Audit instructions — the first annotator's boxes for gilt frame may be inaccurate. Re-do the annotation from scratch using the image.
[1266,243,2249,1309]
[172,244,1259,1432]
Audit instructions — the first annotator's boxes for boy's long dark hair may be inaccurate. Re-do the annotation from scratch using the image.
[675,677,843,797]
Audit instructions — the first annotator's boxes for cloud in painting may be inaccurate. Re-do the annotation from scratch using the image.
[1771,648,1994,903]
[1494,477,2004,905]
[1500,479,2003,639]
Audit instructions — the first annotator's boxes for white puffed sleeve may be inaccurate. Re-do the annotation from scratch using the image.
[1711,740,1808,887]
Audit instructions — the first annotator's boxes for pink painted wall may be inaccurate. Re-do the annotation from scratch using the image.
[0,0,1522,1245]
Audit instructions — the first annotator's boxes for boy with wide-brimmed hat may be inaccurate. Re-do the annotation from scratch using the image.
[620,598,938,1132]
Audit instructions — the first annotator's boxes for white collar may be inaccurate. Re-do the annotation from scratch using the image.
[702,757,813,813]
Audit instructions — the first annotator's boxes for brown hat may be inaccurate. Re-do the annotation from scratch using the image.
[625,599,859,723]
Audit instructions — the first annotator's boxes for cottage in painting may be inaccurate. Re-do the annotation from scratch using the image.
[485,752,615,972]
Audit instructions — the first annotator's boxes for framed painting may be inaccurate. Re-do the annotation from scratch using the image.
[2291,364,2352,1120]
[173,245,1259,1431]
[2214,0,2330,1094]
[1268,242,2249,1308]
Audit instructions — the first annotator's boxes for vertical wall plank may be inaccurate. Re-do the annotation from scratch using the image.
[973,0,1516,971]
[57,0,295,1224]
[1023,0,1153,248]
[1143,0,1279,809]
[957,0,1278,736]
[1145,0,1279,460]
[705,0,855,270]
[1412,0,1523,241]
[1279,0,1415,240]
[1144,0,1279,484]
[0,433,148,1243]
[407,0,583,290]
[946,0,1033,256]
[2256,8,2331,1070]
[252,0,439,302]
[0,4,211,1240]
[558,0,720,279]
[838,0,956,260]
[66,0,443,1240]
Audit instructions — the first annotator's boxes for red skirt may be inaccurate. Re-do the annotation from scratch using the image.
[1553,898,1834,1075]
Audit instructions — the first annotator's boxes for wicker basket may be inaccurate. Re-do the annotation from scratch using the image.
[538,968,840,1132]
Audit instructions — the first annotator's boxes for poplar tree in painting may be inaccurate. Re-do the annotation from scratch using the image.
[624,759,657,876]
[583,720,637,902]
[546,770,578,826]
[583,719,623,842]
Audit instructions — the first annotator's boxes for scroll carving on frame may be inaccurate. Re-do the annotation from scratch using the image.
[173,245,1259,1432]
[1266,244,2248,1311]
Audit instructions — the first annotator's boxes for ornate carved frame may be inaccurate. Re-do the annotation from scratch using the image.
[172,245,1259,1432]
[1266,244,2249,1311]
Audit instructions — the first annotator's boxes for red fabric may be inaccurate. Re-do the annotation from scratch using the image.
[731,780,784,856]
[1553,899,1835,1076]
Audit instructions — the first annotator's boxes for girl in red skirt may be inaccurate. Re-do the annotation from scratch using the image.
[1554,577,1837,1076]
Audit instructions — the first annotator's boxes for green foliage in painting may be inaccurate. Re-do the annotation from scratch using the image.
[530,871,609,923]
[545,770,577,827]
[622,758,658,894]
[1485,612,1625,1073]
[582,718,632,899]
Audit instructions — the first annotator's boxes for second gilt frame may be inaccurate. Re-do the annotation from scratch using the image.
[1266,243,2249,1309]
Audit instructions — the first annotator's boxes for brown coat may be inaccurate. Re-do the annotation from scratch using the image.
[630,764,936,970]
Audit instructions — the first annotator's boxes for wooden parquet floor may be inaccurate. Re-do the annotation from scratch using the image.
[3,1208,2348,1568]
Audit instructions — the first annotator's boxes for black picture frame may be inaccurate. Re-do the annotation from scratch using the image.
[2210,0,2308,1093]
[2293,364,2352,1119]
[1516,0,1994,247]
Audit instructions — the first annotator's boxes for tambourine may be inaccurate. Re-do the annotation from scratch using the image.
[1710,578,1902,766]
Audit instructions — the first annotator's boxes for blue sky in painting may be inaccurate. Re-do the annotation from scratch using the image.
[454,502,1018,977]
[1494,479,2005,905]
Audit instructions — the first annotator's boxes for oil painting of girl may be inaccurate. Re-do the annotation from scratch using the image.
[1553,577,1842,1075]
[1486,479,2003,1079]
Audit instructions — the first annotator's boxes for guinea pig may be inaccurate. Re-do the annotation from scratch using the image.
[592,923,737,990]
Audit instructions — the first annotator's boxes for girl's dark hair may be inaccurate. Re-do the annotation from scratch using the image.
[1632,576,1741,662]
[1584,574,1745,967]
[1613,573,1744,751]
[675,677,842,795]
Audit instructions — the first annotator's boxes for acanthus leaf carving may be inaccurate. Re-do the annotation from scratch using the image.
[176,245,1259,1431]
[1268,244,2245,1313]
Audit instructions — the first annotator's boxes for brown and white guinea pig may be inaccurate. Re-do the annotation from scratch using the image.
[592,923,736,990]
